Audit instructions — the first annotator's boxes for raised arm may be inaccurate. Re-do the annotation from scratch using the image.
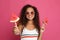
[38,32,43,40]
[38,24,45,40]
[38,20,48,40]
[13,23,23,35]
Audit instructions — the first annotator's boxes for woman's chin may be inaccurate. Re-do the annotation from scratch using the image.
[27,17,34,21]
[28,19,33,21]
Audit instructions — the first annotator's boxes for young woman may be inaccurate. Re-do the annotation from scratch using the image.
[13,4,47,40]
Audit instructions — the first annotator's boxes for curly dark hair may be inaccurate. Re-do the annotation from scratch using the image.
[17,4,41,40]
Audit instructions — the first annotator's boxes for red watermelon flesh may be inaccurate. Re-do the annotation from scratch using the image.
[42,17,48,24]
[10,13,19,22]
[44,18,48,24]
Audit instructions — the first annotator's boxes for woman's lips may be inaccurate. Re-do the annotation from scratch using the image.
[29,16,32,18]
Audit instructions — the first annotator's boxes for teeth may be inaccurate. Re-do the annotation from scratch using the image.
[29,16,32,17]
[30,16,31,17]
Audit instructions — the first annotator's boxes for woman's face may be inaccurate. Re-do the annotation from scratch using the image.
[25,7,35,21]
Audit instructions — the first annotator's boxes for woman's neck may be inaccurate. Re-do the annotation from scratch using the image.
[26,20,35,30]
[27,20,33,25]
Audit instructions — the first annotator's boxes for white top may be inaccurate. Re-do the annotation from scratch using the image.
[20,27,38,40]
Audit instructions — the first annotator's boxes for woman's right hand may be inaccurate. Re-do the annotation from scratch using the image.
[13,22,20,35]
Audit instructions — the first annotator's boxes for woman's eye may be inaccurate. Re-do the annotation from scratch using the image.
[26,12,29,15]
[31,12,34,14]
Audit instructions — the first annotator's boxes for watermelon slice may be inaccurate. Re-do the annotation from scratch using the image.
[10,13,20,22]
[44,17,48,24]
[42,17,48,24]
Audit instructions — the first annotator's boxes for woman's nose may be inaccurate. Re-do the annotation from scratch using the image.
[28,13,32,16]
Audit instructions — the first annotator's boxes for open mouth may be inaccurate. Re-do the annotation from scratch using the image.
[29,16,32,18]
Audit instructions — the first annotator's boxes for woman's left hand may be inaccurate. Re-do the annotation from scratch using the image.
[40,18,48,33]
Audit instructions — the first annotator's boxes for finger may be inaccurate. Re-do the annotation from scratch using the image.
[14,22,18,28]
[41,26,45,31]
[41,28,45,32]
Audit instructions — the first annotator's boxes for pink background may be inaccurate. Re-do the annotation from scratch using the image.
[0,0,60,40]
